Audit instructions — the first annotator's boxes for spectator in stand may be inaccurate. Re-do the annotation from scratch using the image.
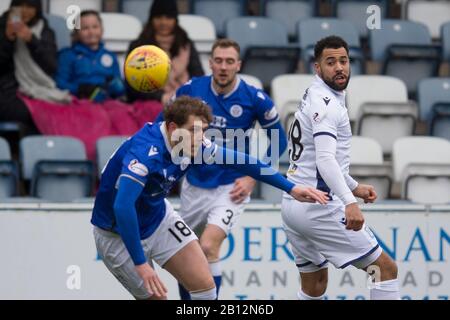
[127,0,204,105]
[55,10,125,103]
[0,0,61,134]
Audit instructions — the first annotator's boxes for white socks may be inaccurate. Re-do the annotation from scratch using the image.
[370,279,400,300]
[190,287,217,300]
[297,289,325,300]
[209,260,221,277]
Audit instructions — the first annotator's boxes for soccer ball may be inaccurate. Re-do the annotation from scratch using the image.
[124,45,171,93]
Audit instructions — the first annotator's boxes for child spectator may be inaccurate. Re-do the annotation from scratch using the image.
[56,10,125,103]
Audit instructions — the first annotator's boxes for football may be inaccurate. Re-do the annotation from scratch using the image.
[124,45,171,93]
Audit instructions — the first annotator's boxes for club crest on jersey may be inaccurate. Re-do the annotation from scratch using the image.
[128,159,148,177]
[264,107,278,121]
[230,104,243,118]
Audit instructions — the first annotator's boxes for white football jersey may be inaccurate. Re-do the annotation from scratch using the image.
[284,75,352,200]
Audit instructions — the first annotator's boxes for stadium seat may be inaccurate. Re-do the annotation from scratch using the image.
[417,78,450,140]
[297,18,364,74]
[441,21,450,62]
[370,19,439,98]
[405,0,450,39]
[331,0,388,38]
[100,13,142,53]
[346,75,408,122]
[45,14,71,50]
[392,137,450,204]
[347,76,415,155]
[191,0,245,37]
[0,137,18,198]
[271,74,314,130]
[48,0,102,16]
[239,74,263,90]
[263,0,316,40]
[20,136,94,202]
[226,17,299,92]
[349,136,392,200]
[96,136,128,178]
[0,1,9,15]
[178,14,216,74]
[119,0,153,24]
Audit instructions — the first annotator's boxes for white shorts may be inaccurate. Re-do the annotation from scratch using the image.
[281,198,382,273]
[179,178,249,235]
[93,200,198,299]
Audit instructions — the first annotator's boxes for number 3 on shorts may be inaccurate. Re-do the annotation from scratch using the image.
[168,220,192,243]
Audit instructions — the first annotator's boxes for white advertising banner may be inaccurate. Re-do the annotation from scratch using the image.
[0,208,449,300]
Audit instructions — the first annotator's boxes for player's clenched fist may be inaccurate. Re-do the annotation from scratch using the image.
[290,186,329,204]
[135,263,168,299]
[352,184,377,203]
[344,203,365,231]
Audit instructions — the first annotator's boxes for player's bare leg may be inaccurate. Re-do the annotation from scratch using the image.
[200,224,227,262]
[163,240,217,300]
[200,224,227,296]
[299,268,328,300]
[363,251,399,300]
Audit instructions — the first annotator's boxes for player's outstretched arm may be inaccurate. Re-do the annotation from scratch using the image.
[113,177,167,298]
[215,146,328,204]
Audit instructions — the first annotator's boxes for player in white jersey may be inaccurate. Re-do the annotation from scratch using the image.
[281,36,400,300]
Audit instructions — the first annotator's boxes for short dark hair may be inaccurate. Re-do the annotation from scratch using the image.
[79,10,102,23]
[211,38,240,58]
[164,96,213,127]
[314,36,349,61]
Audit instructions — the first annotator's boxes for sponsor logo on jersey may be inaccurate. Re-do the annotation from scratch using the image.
[230,104,243,118]
[323,97,331,106]
[128,159,149,177]
[148,146,159,156]
[302,88,309,101]
[264,107,278,121]
[211,115,227,128]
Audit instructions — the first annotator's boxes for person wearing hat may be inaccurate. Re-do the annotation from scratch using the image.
[0,0,59,135]
[126,0,204,105]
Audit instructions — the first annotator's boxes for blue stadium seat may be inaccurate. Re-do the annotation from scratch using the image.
[226,17,298,91]
[441,22,450,62]
[119,0,153,24]
[45,14,71,50]
[331,0,388,38]
[20,136,94,202]
[370,19,440,98]
[191,0,245,37]
[263,0,317,40]
[297,18,364,74]
[418,78,450,140]
[0,137,19,198]
[96,136,128,178]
